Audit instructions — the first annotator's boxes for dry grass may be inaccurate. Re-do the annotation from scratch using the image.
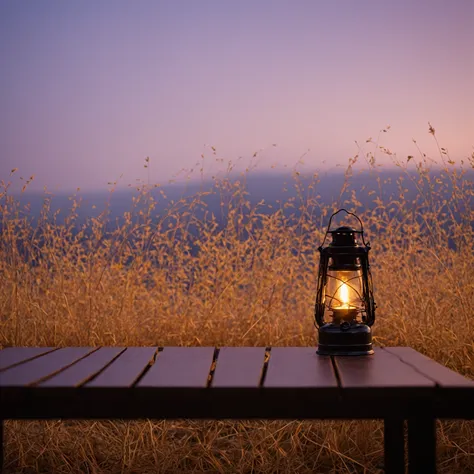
[1,128,473,472]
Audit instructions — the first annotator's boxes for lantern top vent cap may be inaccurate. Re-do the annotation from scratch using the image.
[328,226,361,248]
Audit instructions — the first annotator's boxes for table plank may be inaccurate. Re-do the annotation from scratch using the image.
[137,347,214,388]
[335,348,434,390]
[40,347,125,387]
[0,348,95,386]
[383,347,474,387]
[264,347,338,388]
[0,347,56,371]
[212,347,266,387]
[85,347,157,387]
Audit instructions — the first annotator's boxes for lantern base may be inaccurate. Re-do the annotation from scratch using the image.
[317,323,373,356]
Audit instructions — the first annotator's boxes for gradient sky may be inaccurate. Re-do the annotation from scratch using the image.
[1,0,473,191]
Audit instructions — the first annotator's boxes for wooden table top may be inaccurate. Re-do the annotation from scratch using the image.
[1,346,473,420]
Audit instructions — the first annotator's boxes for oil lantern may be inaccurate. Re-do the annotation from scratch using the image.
[315,209,376,355]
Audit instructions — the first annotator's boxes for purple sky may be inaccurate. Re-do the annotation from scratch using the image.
[1,0,473,192]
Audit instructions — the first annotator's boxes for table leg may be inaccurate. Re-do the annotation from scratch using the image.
[407,415,436,474]
[384,416,405,474]
[1,419,3,474]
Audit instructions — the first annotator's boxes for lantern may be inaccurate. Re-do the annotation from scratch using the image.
[315,209,376,355]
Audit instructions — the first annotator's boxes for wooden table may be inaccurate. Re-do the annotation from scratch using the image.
[1,346,473,473]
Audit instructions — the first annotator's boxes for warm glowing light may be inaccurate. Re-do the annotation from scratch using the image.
[335,281,355,310]
[340,282,349,307]
[325,269,363,313]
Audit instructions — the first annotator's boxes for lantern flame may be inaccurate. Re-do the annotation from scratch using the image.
[339,281,351,309]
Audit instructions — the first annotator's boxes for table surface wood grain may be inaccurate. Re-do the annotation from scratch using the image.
[1,346,473,420]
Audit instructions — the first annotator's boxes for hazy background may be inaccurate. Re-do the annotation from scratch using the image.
[1,0,473,192]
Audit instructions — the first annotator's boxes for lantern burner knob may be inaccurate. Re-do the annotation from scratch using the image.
[340,322,351,331]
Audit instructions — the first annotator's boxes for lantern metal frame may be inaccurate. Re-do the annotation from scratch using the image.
[315,209,376,356]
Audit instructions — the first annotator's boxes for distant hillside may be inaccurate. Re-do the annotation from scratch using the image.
[13,168,473,226]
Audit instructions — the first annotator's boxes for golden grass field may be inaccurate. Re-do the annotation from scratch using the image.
[1,131,473,473]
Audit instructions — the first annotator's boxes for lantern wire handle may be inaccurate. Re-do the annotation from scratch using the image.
[319,208,369,249]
